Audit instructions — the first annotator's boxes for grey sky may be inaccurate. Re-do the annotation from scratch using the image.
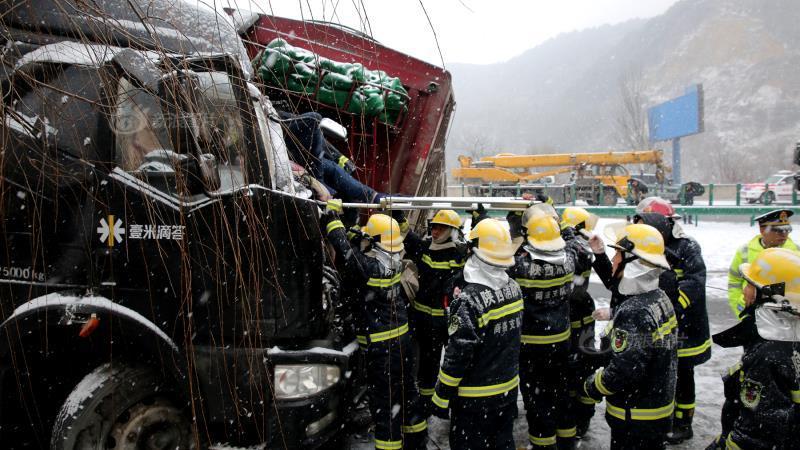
[217,0,679,65]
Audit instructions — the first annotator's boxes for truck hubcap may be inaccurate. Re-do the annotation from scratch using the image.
[108,399,191,450]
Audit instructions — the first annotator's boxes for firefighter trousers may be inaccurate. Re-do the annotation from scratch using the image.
[520,340,575,448]
[449,399,517,450]
[610,425,667,450]
[411,311,447,412]
[674,359,696,426]
[568,322,597,432]
[364,333,428,450]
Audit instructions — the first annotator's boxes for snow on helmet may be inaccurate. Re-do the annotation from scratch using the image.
[604,222,670,270]
[636,197,681,219]
[522,202,559,227]
[525,214,566,251]
[363,214,404,253]
[740,247,800,306]
[430,209,462,229]
[560,207,598,232]
[469,218,515,267]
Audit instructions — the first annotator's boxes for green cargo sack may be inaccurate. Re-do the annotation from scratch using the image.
[317,86,350,108]
[322,72,354,91]
[257,38,408,123]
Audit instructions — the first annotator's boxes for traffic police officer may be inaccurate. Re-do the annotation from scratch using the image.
[322,204,428,449]
[728,209,798,317]
[583,223,678,450]
[709,248,800,450]
[432,218,524,450]
[508,211,577,449]
[397,209,467,414]
[635,197,711,444]
[560,207,600,437]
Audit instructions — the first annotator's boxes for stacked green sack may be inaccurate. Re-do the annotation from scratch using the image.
[255,38,408,124]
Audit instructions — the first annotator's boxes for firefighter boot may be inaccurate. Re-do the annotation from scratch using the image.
[557,436,576,450]
[666,407,694,444]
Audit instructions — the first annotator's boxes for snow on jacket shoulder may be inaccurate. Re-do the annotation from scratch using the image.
[432,280,524,410]
[728,340,800,450]
[584,288,678,426]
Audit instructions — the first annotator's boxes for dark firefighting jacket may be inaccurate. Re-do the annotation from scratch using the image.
[325,216,409,345]
[507,244,575,346]
[728,339,800,450]
[592,251,625,310]
[403,231,467,319]
[432,279,524,410]
[636,213,711,365]
[584,288,678,425]
[563,228,596,338]
[665,234,711,364]
[713,312,800,450]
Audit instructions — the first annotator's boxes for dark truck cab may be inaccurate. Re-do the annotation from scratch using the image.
[0,1,356,448]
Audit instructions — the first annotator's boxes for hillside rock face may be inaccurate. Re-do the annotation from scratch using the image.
[448,0,800,182]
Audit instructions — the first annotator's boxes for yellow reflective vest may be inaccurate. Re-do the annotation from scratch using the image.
[727,235,798,317]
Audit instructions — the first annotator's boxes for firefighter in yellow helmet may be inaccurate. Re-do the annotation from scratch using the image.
[393,209,468,417]
[507,210,577,449]
[431,218,523,449]
[583,223,677,449]
[321,203,428,449]
[728,209,798,318]
[708,247,800,450]
[559,207,601,437]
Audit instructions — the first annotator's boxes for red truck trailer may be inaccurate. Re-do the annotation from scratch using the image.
[229,10,455,199]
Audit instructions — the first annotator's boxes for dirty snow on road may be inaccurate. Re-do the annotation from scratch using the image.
[346,218,793,449]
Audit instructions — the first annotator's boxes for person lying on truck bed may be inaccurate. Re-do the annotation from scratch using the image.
[278,110,388,204]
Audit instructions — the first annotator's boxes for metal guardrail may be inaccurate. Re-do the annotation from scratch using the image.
[447,182,800,208]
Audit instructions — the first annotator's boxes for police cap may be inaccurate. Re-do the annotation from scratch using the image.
[754,209,794,226]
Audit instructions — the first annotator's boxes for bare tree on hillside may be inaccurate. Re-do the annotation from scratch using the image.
[615,68,650,150]
[458,131,496,160]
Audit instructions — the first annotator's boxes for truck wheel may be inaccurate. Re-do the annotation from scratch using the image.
[51,363,193,450]
[601,188,618,206]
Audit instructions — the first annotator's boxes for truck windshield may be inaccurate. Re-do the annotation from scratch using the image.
[114,72,251,188]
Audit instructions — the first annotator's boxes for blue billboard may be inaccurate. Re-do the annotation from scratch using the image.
[648,84,704,142]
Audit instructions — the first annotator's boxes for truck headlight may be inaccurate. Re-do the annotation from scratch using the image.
[274,364,341,399]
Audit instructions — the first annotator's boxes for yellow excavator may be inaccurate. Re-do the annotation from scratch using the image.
[451,150,700,205]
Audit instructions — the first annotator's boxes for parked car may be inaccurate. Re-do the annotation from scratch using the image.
[741,170,796,204]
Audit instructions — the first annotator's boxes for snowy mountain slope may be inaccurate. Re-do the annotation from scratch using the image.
[448,0,800,182]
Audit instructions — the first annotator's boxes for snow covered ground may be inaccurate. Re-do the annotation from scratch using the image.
[346,218,791,449]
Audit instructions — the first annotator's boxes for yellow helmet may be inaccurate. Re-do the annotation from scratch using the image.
[560,207,598,232]
[740,247,800,305]
[469,218,515,267]
[430,209,462,229]
[522,203,559,226]
[603,222,670,269]
[525,214,566,251]
[362,214,404,253]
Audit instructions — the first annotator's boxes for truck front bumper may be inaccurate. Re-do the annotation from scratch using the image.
[195,340,361,449]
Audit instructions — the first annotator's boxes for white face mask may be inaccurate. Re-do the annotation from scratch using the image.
[523,246,566,265]
[755,306,800,342]
[463,255,510,291]
[372,247,403,272]
[618,259,663,295]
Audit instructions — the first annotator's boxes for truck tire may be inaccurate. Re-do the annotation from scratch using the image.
[51,363,193,450]
[601,188,618,206]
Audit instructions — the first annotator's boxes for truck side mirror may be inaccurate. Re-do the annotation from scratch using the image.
[177,153,221,195]
[795,142,800,166]
[139,150,220,196]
